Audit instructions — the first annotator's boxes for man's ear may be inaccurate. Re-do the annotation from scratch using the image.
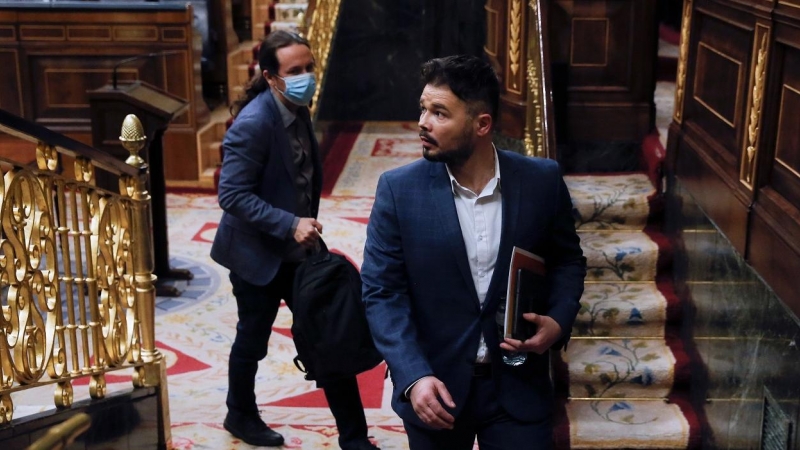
[475,113,493,137]
[263,69,275,88]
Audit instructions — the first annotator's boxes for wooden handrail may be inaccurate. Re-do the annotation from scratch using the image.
[0,109,141,177]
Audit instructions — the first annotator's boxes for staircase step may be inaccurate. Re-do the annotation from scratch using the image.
[554,338,690,398]
[575,282,681,337]
[555,397,701,449]
[274,3,307,23]
[566,173,657,231]
[579,230,672,282]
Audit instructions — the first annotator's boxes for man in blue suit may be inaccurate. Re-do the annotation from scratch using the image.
[211,31,377,449]
[361,55,586,449]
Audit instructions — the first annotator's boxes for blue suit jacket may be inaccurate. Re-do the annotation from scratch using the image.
[361,150,586,427]
[211,90,322,285]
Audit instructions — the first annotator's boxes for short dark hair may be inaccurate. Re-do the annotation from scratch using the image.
[420,55,499,121]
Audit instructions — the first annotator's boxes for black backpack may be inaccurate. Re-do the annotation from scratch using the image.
[291,242,383,385]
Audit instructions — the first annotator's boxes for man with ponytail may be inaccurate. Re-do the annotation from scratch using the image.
[211,31,378,449]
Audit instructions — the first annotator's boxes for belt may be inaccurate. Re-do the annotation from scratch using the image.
[472,363,492,378]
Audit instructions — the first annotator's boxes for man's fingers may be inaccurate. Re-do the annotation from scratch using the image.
[413,398,453,429]
[311,219,323,234]
[435,381,456,409]
[410,378,455,429]
[522,312,541,323]
[425,401,454,429]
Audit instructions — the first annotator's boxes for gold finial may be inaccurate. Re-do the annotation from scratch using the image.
[119,114,146,167]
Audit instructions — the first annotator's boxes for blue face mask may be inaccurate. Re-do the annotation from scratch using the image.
[277,73,316,106]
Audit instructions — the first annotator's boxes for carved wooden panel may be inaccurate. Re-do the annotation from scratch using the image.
[161,27,187,42]
[19,25,65,41]
[693,42,742,128]
[0,25,15,41]
[548,0,656,141]
[752,28,800,251]
[0,6,208,181]
[671,0,800,309]
[684,12,750,162]
[29,56,159,126]
[748,210,800,317]
[485,1,500,58]
[67,26,112,41]
[676,128,749,252]
[570,18,608,67]
[772,83,800,207]
[0,49,22,116]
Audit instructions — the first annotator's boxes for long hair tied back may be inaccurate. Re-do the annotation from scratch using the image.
[230,31,311,117]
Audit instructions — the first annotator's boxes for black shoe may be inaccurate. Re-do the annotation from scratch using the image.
[223,412,285,447]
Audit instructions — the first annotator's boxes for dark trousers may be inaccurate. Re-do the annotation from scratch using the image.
[227,263,369,448]
[403,375,552,450]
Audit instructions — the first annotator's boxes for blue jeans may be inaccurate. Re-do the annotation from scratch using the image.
[227,263,368,447]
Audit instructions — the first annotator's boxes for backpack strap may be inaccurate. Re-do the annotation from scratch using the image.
[307,237,328,257]
[293,356,307,374]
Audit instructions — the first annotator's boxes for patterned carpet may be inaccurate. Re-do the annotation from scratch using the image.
[553,173,700,449]
[162,122,699,449]
[12,118,700,449]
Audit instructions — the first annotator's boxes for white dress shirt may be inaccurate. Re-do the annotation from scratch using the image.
[404,150,503,397]
[446,150,502,363]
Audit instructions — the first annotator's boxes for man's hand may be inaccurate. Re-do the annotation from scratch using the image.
[294,218,322,248]
[500,313,562,354]
[409,376,456,430]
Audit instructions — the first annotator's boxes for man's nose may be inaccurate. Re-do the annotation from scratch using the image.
[418,112,429,130]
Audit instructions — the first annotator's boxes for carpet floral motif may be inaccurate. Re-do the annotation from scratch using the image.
[575,283,668,337]
[565,338,676,399]
[566,400,690,448]
[565,174,655,230]
[579,232,659,282]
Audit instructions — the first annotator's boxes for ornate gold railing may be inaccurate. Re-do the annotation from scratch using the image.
[305,0,344,117]
[0,109,167,437]
[524,0,556,159]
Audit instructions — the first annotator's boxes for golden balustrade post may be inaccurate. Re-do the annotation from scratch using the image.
[119,114,172,448]
[118,114,162,387]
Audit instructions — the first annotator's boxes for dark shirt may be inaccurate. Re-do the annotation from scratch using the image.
[273,90,314,261]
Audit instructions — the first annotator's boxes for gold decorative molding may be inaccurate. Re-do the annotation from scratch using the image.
[525,59,543,157]
[740,27,770,189]
[306,0,344,117]
[674,0,694,124]
[507,0,523,93]
[524,0,552,158]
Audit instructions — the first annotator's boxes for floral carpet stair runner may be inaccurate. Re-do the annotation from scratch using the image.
[554,174,701,449]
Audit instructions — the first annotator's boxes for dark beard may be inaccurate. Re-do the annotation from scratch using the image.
[422,129,475,166]
[423,145,473,165]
